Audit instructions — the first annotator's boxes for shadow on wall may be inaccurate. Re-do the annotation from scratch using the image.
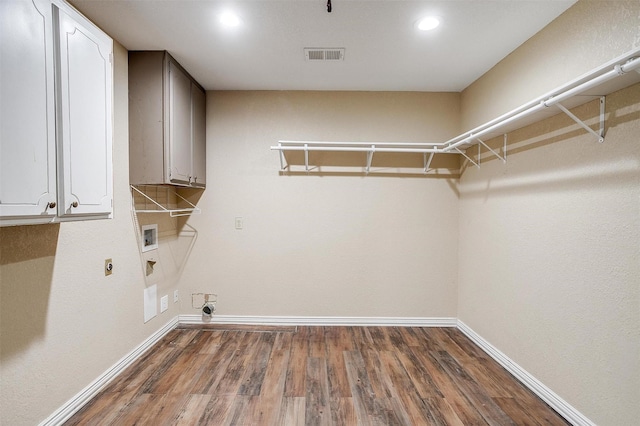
[0,224,59,362]
[130,186,202,293]
[607,83,640,130]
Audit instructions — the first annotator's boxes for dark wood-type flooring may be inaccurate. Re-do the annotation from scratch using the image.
[65,325,569,425]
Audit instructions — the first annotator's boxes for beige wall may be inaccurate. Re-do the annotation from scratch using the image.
[0,43,179,425]
[457,1,640,424]
[2,1,639,425]
[461,0,640,130]
[459,86,640,426]
[178,91,461,318]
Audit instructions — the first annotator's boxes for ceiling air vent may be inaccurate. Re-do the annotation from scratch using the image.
[304,48,345,61]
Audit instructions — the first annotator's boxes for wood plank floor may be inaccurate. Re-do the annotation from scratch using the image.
[65,325,569,425]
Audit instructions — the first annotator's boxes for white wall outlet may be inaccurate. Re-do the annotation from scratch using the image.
[235,217,243,230]
[160,295,169,313]
[173,289,179,303]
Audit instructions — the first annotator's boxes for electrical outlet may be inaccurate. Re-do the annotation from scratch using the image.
[235,217,243,230]
[105,258,113,276]
[173,290,179,303]
[160,295,169,313]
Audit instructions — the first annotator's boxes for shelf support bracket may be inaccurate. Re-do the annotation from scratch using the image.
[366,145,375,174]
[455,147,480,169]
[555,96,605,143]
[504,134,508,162]
[476,138,507,163]
[278,143,288,170]
[599,96,606,140]
[424,152,435,173]
[304,143,309,172]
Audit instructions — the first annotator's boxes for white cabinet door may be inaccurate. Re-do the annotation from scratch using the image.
[191,84,206,187]
[0,0,57,220]
[168,61,192,185]
[55,4,113,217]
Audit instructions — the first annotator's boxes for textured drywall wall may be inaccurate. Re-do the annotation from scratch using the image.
[459,15,640,426]
[458,2,640,424]
[0,42,179,425]
[179,91,461,318]
[458,85,639,426]
[461,0,640,130]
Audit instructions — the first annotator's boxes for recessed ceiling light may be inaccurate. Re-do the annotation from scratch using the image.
[219,11,241,27]
[416,16,440,31]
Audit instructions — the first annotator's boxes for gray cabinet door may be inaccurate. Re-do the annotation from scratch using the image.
[168,61,192,185]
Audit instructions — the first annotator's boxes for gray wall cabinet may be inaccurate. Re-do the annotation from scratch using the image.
[129,51,206,188]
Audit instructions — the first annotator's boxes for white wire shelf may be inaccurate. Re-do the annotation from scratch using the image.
[271,48,640,173]
[130,185,201,217]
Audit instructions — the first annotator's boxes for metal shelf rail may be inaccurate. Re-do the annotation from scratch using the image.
[271,48,640,174]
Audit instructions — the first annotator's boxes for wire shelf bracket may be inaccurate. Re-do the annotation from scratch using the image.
[130,185,201,217]
[554,96,606,143]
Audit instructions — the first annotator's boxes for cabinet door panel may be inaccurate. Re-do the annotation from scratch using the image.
[0,0,57,220]
[191,84,206,187]
[168,61,192,185]
[56,6,113,216]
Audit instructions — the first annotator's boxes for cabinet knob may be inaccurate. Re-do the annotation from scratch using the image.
[48,202,57,209]
[71,201,78,208]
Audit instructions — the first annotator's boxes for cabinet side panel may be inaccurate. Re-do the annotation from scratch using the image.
[128,51,165,185]
[191,84,206,187]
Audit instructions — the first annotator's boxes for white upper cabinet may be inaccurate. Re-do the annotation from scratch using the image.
[0,0,58,220]
[0,0,113,226]
[129,51,206,188]
[55,5,113,217]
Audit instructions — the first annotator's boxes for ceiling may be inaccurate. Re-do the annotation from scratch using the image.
[70,0,577,92]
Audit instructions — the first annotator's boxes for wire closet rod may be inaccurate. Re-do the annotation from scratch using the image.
[276,141,448,147]
[442,51,640,152]
[270,48,640,157]
[273,142,456,154]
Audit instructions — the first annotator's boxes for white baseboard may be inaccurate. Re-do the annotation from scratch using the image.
[456,320,594,426]
[178,314,458,327]
[39,316,179,426]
